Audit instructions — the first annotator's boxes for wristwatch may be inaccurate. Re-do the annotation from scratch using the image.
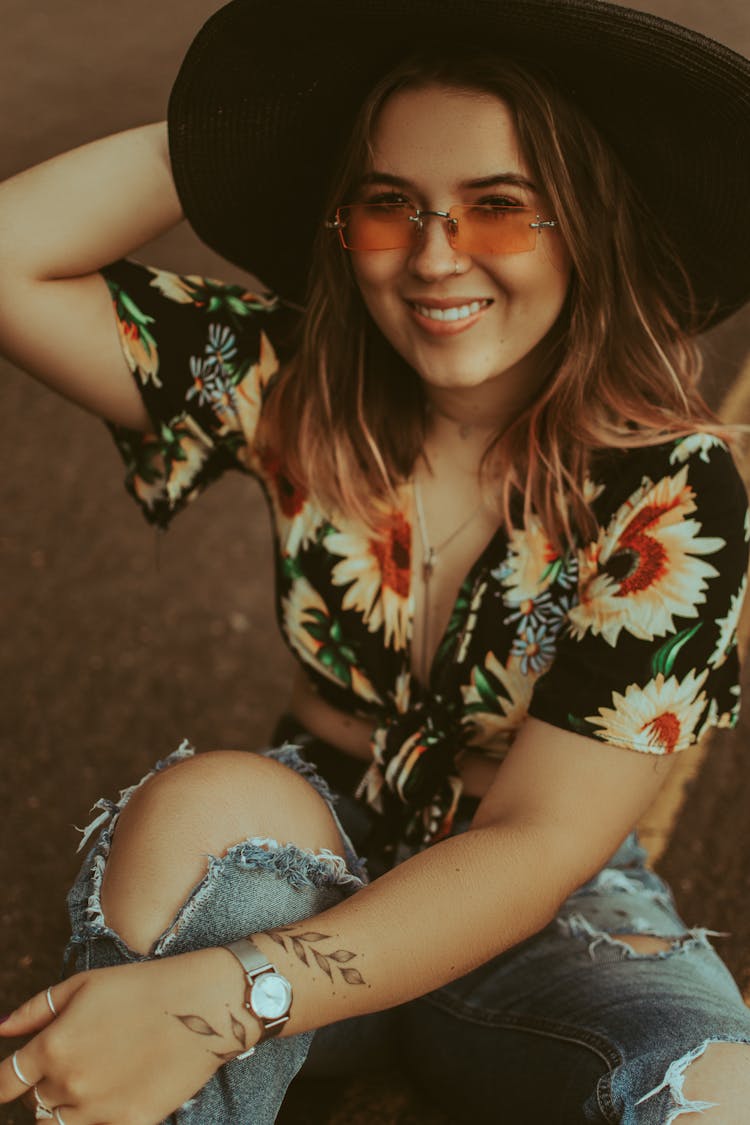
[224,937,293,1044]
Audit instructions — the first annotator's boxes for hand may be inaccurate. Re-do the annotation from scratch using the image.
[0,947,258,1125]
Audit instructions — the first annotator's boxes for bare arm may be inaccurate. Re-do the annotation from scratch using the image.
[0,719,677,1122]
[0,123,183,428]
[250,718,676,1028]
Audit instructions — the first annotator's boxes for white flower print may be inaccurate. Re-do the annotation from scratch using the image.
[669,433,727,466]
[586,669,709,754]
[709,574,747,668]
[205,323,238,370]
[186,356,233,407]
[510,621,557,675]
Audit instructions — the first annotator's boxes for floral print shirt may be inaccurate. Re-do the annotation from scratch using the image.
[102,259,749,847]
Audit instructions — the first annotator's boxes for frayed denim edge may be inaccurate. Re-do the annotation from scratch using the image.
[150,835,366,957]
[559,912,726,962]
[261,742,338,804]
[75,739,196,855]
[261,742,369,885]
[636,1036,750,1124]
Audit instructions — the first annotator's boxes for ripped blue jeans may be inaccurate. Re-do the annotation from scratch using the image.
[66,742,750,1124]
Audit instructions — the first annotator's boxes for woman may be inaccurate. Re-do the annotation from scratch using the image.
[1,0,749,1121]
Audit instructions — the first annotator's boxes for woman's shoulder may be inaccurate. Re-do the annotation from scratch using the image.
[587,433,747,532]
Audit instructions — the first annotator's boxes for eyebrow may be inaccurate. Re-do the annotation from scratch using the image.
[359,171,538,192]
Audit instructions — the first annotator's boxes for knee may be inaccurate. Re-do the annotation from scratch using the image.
[112,749,344,857]
[100,750,346,953]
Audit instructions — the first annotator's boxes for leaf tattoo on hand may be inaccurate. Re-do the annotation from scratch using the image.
[176,1014,221,1038]
[230,1013,248,1051]
[262,927,366,986]
[174,1010,253,1063]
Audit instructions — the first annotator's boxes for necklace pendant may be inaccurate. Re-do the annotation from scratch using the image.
[423,547,437,581]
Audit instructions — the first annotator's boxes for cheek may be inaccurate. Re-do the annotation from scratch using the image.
[541,237,573,303]
[351,263,407,342]
[350,253,401,297]
[513,247,572,324]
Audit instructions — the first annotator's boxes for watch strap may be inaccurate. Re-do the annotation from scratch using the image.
[227,936,273,977]
[224,937,292,1045]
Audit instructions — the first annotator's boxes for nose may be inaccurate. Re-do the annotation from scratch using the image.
[407,212,467,281]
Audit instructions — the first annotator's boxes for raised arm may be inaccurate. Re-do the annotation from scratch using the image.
[0,123,183,428]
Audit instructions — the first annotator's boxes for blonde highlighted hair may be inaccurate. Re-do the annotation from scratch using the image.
[260,50,726,548]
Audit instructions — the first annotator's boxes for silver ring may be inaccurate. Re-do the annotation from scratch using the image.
[11,1051,33,1087]
[34,1087,54,1120]
[54,1109,68,1125]
[34,1087,52,1110]
[45,986,58,1017]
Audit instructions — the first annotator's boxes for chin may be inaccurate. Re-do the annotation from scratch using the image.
[417,365,500,390]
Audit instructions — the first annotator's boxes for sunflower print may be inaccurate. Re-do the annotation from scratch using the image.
[326,513,412,651]
[569,465,725,646]
[461,652,533,750]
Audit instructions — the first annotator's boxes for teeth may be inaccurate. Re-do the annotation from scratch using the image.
[412,300,487,322]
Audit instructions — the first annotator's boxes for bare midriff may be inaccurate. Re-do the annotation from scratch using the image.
[290,666,500,799]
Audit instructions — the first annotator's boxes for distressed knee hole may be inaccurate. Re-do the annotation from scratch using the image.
[560,913,720,961]
[99,749,347,954]
[637,1040,750,1123]
[609,933,673,955]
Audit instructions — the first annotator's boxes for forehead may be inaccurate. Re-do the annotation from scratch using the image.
[367,83,528,180]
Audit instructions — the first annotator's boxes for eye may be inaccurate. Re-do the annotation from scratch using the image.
[360,190,412,207]
[473,194,526,209]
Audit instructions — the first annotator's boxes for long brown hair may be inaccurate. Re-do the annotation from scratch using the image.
[260,50,725,548]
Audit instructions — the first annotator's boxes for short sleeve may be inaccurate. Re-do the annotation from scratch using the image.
[528,436,749,754]
[102,259,295,528]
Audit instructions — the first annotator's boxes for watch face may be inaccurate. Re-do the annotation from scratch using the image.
[251,972,292,1021]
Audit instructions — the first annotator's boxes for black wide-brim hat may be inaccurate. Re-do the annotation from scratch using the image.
[168,0,750,327]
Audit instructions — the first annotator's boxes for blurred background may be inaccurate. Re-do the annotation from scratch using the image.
[1,2,749,1121]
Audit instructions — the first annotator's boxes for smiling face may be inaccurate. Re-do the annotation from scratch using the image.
[348,84,571,421]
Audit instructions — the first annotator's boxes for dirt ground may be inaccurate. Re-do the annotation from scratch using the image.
[2,3,749,1122]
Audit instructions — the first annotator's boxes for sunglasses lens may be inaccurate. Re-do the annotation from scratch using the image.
[337,204,413,250]
[450,206,537,254]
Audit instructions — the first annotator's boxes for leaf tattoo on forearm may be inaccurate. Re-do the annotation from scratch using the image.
[263,926,366,985]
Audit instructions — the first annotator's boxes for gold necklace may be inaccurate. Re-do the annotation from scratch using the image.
[412,477,483,685]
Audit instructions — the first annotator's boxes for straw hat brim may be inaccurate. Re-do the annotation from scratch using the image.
[168,0,750,326]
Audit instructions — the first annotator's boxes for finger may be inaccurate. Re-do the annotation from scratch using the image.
[28,1074,94,1123]
[0,1047,40,1103]
[47,1106,83,1125]
[22,1082,60,1120]
[0,976,83,1038]
[31,1078,64,1117]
